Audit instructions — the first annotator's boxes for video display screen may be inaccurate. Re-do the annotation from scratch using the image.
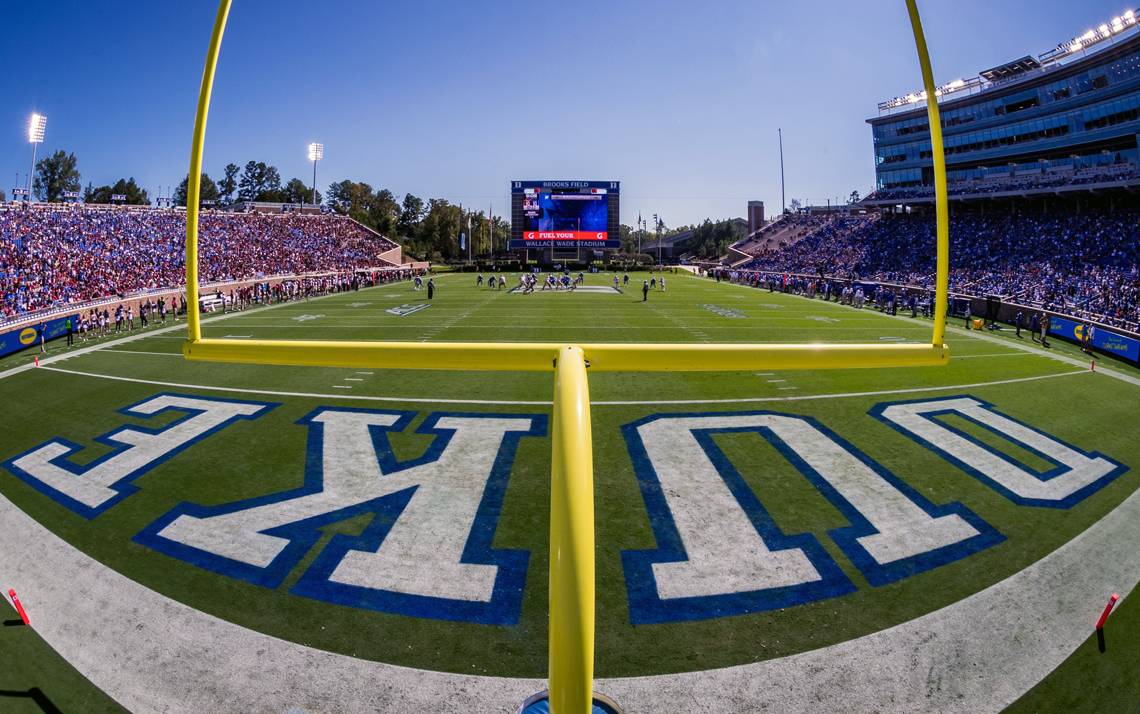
[511,181,620,249]
[522,193,608,242]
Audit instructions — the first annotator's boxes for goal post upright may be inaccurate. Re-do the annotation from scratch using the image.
[183,3,950,712]
[548,346,596,714]
[905,0,951,348]
[184,0,231,344]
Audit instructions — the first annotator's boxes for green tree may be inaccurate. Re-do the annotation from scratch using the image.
[398,193,425,238]
[283,177,320,205]
[325,180,377,222]
[173,173,220,206]
[84,177,150,205]
[237,161,282,202]
[419,199,462,260]
[33,150,81,202]
[849,190,861,204]
[0,188,7,202]
[369,188,400,233]
[218,163,240,205]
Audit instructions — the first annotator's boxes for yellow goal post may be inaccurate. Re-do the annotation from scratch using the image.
[182,2,949,712]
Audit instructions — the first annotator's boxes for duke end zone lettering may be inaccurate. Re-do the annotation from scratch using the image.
[2,393,1127,625]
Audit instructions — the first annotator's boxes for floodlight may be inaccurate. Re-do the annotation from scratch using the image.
[27,114,46,144]
[1099,23,1110,35]
[1126,10,1135,20]
[307,142,323,161]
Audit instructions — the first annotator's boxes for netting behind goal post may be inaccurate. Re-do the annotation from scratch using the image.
[182,2,949,711]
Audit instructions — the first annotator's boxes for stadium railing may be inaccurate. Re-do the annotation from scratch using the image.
[181,2,950,712]
[0,266,407,332]
[731,269,1140,361]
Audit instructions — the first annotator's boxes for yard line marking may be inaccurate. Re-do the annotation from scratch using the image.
[36,365,1089,407]
[223,334,252,338]
[594,370,1089,405]
[355,371,373,375]
[767,379,786,383]
[332,385,353,390]
[344,378,364,382]
[105,349,182,357]
[36,366,552,405]
[778,387,798,391]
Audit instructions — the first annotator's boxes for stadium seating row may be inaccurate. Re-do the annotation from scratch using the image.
[743,211,1140,331]
[0,205,399,318]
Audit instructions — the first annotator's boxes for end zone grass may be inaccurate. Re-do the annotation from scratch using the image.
[1,271,1137,711]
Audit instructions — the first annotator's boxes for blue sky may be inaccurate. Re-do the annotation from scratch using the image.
[1,0,1130,226]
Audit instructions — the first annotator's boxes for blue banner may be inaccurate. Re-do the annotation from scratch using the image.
[0,313,79,359]
[1048,316,1140,364]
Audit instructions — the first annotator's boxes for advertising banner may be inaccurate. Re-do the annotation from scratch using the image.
[1048,315,1140,364]
[0,313,79,359]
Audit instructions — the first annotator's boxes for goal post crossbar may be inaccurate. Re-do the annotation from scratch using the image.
[182,2,949,712]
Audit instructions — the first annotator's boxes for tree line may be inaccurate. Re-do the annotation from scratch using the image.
[24,150,752,261]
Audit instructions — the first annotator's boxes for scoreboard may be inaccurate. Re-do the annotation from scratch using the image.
[510,180,620,249]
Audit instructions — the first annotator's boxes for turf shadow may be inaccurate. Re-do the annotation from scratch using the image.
[0,687,63,714]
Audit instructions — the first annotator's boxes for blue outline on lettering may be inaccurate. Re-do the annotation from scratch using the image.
[733,417,1003,587]
[870,395,1129,509]
[2,392,276,519]
[622,411,1005,623]
[135,408,546,625]
[621,412,854,624]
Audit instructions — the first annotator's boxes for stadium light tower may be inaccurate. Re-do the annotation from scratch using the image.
[307,142,323,206]
[27,113,47,199]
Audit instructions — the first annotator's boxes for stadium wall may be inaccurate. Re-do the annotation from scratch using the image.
[0,265,413,338]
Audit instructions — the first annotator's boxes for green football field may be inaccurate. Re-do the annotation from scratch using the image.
[1,270,1137,713]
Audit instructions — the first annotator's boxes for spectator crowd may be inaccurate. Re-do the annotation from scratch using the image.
[743,211,1140,332]
[866,163,1140,203]
[0,205,400,319]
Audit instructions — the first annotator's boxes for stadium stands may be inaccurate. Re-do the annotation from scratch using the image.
[742,211,1140,331]
[864,164,1140,203]
[0,205,400,318]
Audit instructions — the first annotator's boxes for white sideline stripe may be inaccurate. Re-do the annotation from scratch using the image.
[0,282,395,382]
[106,349,182,357]
[36,365,1086,407]
[948,324,1140,388]
[951,351,1031,359]
[708,275,1140,389]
